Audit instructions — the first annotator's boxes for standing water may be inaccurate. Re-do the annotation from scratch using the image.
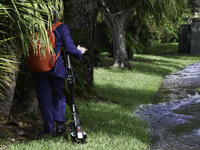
[134,62,200,150]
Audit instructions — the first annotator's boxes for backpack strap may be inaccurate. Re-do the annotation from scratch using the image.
[52,22,62,59]
[55,49,61,60]
[52,22,62,31]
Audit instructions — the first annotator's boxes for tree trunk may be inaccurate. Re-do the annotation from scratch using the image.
[101,14,131,69]
[0,52,20,116]
[99,6,133,69]
[93,22,102,66]
[13,76,39,115]
[65,0,96,87]
[111,21,130,69]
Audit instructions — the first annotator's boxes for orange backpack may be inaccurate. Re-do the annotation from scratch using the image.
[27,22,62,74]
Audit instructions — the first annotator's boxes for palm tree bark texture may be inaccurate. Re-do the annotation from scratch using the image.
[0,51,20,116]
[64,0,96,87]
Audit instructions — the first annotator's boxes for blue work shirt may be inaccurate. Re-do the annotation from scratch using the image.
[45,23,82,79]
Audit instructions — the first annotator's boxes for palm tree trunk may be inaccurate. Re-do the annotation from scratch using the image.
[0,52,20,116]
[20,79,38,115]
[66,0,96,87]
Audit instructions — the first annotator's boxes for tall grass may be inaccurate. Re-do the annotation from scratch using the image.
[5,43,200,150]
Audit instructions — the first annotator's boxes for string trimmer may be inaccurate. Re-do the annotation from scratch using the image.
[63,51,87,143]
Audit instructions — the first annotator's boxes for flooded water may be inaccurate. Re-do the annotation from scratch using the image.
[154,62,200,103]
[134,62,200,150]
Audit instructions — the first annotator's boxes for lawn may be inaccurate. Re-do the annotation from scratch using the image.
[3,43,200,150]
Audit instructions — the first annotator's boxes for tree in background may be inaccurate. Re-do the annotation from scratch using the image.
[145,14,188,43]
[96,0,188,69]
[187,0,200,13]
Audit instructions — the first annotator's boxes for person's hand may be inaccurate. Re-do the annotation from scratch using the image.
[77,45,87,54]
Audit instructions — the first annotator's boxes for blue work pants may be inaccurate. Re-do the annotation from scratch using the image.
[33,74,66,134]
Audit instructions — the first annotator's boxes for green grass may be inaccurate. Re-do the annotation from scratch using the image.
[4,43,200,150]
[145,42,178,54]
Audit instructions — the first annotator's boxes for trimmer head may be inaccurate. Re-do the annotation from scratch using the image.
[69,122,87,143]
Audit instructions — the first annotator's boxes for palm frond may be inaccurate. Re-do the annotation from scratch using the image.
[0,0,63,97]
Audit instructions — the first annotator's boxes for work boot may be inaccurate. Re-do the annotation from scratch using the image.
[56,121,66,133]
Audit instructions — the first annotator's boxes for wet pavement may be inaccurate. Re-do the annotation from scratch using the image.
[134,62,200,150]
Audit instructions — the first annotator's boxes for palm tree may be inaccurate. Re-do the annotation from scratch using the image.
[0,0,62,116]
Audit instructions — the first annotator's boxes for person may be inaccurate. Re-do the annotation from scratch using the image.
[31,11,87,136]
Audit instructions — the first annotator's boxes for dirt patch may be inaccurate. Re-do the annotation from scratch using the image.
[0,101,43,147]
[0,114,43,141]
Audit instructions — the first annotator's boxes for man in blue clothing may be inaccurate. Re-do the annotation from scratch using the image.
[31,12,87,136]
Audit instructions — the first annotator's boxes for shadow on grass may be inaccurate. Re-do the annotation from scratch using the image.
[131,55,200,77]
[133,63,181,76]
[87,53,200,147]
[78,71,158,145]
[79,100,150,145]
[95,83,156,106]
[103,57,184,78]
[94,56,191,107]
[159,54,200,60]
[145,42,178,55]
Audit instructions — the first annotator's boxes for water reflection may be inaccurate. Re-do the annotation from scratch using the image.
[135,62,200,150]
